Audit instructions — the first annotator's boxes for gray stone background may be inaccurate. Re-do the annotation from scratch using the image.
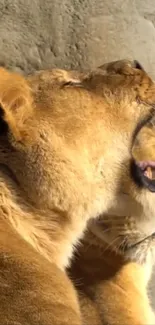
[1,0,155,306]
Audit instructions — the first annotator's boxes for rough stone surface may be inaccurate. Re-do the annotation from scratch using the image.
[0,0,155,307]
[1,0,155,77]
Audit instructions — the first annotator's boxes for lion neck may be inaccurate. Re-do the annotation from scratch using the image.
[0,168,85,270]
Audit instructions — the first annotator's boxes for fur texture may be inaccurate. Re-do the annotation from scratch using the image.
[69,224,155,325]
[69,61,155,325]
[0,60,154,323]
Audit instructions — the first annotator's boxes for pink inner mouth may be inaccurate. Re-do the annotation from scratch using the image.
[136,161,155,180]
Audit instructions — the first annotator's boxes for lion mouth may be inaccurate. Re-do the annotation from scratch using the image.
[132,160,155,192]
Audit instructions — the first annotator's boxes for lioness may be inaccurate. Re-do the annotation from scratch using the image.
[69,62,155,325]
[0,60,154,324]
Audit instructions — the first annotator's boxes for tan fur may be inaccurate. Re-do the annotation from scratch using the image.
[0,60,155,323]
[69,226,155,325]
[68,61,155,325]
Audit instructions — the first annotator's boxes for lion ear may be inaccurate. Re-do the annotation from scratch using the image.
[133,60,145,71]
[98,59,145,75]
[0,68,33,141]
[98,59,155,105]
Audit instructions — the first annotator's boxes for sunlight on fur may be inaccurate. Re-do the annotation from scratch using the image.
[0,60,155,323]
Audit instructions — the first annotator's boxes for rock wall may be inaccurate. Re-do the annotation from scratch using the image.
[1,0,155,78]
[1,0,155,306]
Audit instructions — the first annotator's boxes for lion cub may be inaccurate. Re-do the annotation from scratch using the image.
[0,60,155,323]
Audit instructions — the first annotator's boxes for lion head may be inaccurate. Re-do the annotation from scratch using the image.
[0,61,155,268]
[83,60,155,265]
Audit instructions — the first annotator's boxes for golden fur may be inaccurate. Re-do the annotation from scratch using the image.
[0,60,154,323]
[69,61,155,325]
[69,224,155,325]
